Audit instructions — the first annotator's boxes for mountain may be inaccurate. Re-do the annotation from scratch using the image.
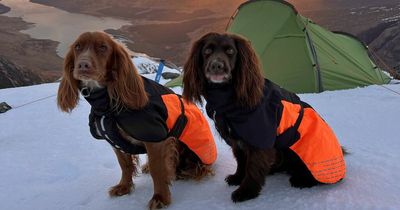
[288,0,399,11]
[0,56,43,88]
[0,3,10,14]
[0,6,63,89]
[359,23,400,69]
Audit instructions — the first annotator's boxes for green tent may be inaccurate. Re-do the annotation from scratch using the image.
[167,0,390,93]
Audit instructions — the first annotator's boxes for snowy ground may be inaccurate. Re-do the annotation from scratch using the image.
[1,60,400,209]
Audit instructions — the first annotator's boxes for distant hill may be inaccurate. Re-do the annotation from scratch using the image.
[0,4,10,14]
[288,0,398,11]
[357,21,400,66]
[0,12,63,89]
[0,56,43,89]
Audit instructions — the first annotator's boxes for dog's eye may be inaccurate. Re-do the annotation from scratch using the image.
[98,44,107,52]
[75,44,81,51]
[226,48,235,55]
[204,48,213,55]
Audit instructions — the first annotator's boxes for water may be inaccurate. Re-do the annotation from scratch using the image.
[1,0,132,57]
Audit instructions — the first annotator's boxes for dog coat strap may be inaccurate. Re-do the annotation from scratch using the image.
[163,94,217,165]
[293,106,304,132]
[275,105,304,148]
[167,95,188,139]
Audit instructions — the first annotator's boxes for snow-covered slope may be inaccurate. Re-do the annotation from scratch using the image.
[1,61,400,209]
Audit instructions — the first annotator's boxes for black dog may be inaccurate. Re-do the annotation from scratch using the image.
[182,32,346,202]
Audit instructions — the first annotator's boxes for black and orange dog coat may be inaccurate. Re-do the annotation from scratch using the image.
[205,79,345,183]
[83,76,217,165]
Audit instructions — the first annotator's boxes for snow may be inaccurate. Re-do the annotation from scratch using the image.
[1,59,400,209]
[133,56,181,75]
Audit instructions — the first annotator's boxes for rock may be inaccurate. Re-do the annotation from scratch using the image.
[0,102,12,113]
[161,72,180,80]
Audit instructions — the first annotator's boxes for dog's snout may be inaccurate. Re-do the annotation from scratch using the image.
[78,60,92,71]
[210,60,225,72]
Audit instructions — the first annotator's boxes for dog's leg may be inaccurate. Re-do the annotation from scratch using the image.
[109,149,138,196]
[284,149,319,188]
[225,140,247,186]
[141,158,150,174]
[231,147,275,202]
[145,137,178,209]
[175,142,213,180]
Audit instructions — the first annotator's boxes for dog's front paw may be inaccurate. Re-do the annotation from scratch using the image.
[225,174,243,186]
[109,183,133,197]
[231,187,259,203]
[148,194,170,210]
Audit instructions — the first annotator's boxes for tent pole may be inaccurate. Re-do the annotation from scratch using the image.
[305,29,324,92]
[225,9,239,31]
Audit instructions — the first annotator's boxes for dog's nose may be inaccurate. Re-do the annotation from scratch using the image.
[78,60,92,71]
[210,61,225,72]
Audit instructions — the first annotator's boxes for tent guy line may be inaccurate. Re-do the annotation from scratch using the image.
[4,94,56,112]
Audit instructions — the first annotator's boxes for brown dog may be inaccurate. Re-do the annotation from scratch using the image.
[182,32,346,202]
[57,32,216,209]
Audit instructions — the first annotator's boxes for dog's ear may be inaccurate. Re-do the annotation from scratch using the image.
[232,34,264,107]
[57,46,80,113]
[107,42,148,110]
[182,34,210,105]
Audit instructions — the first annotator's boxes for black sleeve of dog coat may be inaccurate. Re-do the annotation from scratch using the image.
[88,110,103,140]
[115,107,169,142]
[226,99,277,149]
[204,82,277,149]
